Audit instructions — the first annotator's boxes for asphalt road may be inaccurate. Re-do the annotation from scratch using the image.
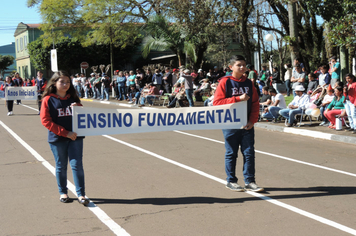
[1,100,356,236]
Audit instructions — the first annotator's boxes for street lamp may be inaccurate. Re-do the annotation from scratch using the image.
[265,34,274,75]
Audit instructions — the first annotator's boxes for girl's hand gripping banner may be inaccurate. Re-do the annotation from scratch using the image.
[72,102,247,136]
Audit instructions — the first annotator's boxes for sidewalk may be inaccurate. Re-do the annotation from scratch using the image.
[82,97,356,145]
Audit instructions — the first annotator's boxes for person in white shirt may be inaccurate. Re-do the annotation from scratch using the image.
[262,88,287,122]
[279,85,310,126]
[284,63,293,97]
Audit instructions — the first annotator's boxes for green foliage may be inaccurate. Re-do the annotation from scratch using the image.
[27,37,140,71]
[142,15,197,66]
[0,55,15,76]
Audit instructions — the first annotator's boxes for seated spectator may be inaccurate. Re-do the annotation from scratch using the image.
[168,83,182,104]
[279,85,310,127]
[166,83,186,108]
[204,88,216,106]
[128,84,140,105]
[260,86,271,107]
[319,85,334,126]
[324,85,345,129]
[307,73,318,94]
[193,78,210,101]
[138,83,160,107]
[318,65,331,88]
[261,88,287,122]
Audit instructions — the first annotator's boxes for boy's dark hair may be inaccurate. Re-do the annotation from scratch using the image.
[330,56,337,60]
[268,88,277,94]
[262,86,269,91]
[285,63,291,68]
[229,55,246,65]
[42,70,80,103]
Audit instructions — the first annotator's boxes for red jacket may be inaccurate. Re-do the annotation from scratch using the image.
[345,82,356,106]
[213,75,260,124]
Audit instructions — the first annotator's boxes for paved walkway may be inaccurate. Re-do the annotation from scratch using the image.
[82,97,356,145]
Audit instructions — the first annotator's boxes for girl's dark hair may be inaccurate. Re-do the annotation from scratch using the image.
[334,86,343,93]
[42,70,80,103]
[345,73,355,82]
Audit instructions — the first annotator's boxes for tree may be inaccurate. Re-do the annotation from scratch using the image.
[142,15,196,67]
[27,37,140,72]
[27,0,141,77]
[0,55,15,77]
[164,0,231,69]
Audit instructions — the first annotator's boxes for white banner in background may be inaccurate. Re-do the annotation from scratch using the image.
[5,86,38,100]
[72,102,248,136]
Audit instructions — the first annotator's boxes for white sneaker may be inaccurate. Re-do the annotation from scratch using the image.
[226,182,244,192]
[319,121,326,126]
[7,112,11,116]
[128,101,133,104]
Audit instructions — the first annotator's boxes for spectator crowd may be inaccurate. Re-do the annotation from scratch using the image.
[1,55,355,134]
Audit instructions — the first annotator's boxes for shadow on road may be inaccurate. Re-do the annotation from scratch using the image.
[89,186,356,205]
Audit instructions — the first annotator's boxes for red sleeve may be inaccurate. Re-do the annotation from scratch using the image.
[249,85,260,124]
[40,96,69,138]
[0,84,4,91]
[213,78,240,106]
[41,81,47,91]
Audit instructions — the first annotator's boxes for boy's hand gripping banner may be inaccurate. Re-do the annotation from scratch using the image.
[72,102,247,136]
[5,86,38,100]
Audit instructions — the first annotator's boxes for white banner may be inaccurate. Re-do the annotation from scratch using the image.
[72,102,247,136]
[5,86,38,100]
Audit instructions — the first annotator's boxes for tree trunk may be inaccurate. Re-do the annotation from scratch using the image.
[288,0,299,64]
[340,46,348,82]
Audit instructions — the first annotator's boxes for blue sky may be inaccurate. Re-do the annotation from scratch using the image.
[0,0,42,46]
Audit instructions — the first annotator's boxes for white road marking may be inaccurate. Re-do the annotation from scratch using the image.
[104,134,356,235]
[173,130,356,178]
[0,120,130,236]
[20,103,39,111]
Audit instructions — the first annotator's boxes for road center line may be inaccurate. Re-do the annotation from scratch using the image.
[104,134,356,236]
[173,130,356,178]
[0,120,130,236]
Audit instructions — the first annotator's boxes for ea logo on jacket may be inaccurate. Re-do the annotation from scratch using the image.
[57,107,72,117]
[232,87,250,96]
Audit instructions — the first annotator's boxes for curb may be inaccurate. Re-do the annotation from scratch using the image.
[254,123,356,145]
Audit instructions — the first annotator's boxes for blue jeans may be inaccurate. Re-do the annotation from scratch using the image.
[49,139,85,197]
[320,105,329,123]
[269,106,282,118]
[261,111,273,119]
[222,128,255,184]
[185,89,194,107]
[118,86,126,100]
[103,88,110,100]
[279,108,303,124]
[75,85,82,97]
[344,100,356,129]
[285,80,291,96]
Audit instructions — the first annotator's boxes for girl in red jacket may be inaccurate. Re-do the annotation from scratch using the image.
[40,70,89,205]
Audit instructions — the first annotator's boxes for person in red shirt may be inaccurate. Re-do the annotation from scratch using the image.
[213,55,263,192]
[343,73,356,133]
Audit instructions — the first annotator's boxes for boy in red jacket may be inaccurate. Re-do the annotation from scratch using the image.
[213,55,263,192]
